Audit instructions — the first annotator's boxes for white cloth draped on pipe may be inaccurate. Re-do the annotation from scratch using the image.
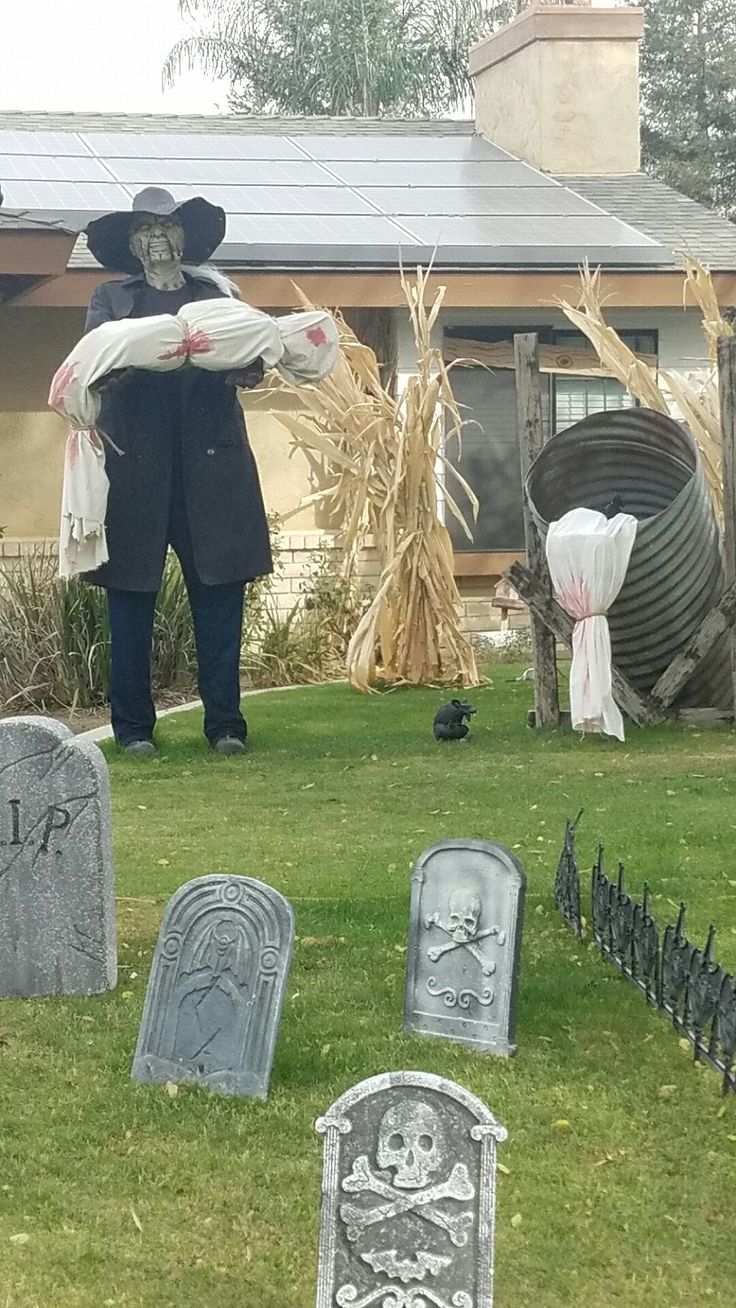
[545,507,638,741]
[48,301,340,579]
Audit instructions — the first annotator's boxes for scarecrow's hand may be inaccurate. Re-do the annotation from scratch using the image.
[225,358,265,390]
[93,368,132,394]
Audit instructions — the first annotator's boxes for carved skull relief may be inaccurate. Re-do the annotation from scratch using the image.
[376,1101,443,1189]
[448,888,482,943]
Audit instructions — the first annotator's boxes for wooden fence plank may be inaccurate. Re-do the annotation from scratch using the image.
[514,333,560,728]
[718,336,736,716]
[650,579,736,711]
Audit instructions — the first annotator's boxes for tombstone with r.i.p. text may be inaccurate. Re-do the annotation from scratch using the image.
[0,716,116,997]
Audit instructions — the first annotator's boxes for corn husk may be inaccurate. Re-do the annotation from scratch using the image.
[556,262,732,521]
[275,270,480,691]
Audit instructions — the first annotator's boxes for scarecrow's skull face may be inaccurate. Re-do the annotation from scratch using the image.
[376,1101,442,1189]
[129,216,185,272]
[448,888,482,943]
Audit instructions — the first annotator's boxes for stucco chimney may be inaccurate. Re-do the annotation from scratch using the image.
[470,1,645,175]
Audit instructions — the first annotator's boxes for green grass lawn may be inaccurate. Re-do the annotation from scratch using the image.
[1,674,736,1308]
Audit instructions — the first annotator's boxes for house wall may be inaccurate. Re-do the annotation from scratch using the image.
[0,301,713,640]
[396,304,710,373]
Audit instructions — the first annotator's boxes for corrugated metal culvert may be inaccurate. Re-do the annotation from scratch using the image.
[526,407,730,710]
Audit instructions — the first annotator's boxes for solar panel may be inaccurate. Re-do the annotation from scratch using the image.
[0,154,112,182]
[0,130,90,156]
[326,160,558,188]
[226,211,418,246]
[161,183,377,215]
[80,132,306,160]
[294,135,512,163]
[403,214,660,249]
[0,180,131,211]
[359,186,600,218]
[0,119,670,268]
[104,157,335,187]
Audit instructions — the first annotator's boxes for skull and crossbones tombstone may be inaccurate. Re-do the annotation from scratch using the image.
[315,1072,507,1308]
[425,886,507,977]
[340,1099,476,1250]
[404,840,526,1056]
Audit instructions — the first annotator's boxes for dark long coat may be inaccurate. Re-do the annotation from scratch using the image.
[83,272,273,592]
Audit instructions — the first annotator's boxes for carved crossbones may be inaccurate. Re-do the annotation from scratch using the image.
[340,1156,474,1247]
[424,912,506,977]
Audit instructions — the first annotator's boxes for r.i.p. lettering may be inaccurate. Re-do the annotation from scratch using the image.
[5,799,71,854]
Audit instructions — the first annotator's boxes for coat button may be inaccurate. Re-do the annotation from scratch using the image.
[206,448,215,456]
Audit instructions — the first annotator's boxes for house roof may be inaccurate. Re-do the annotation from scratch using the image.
[557,173,736,272]
[0,111,733,274]
[0,208,75,234]
[0,110,668,272]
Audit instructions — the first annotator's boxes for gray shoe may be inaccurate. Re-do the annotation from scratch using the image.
[213,736,246,756]
[123,740,156,758]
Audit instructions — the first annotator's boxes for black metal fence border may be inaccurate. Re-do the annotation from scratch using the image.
[555,816,736,1097]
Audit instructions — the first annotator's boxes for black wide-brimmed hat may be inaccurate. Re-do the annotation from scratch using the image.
[85,187,226,275]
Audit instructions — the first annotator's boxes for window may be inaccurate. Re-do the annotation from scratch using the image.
[551,328,658,435]
[443,325,658,554]
[553,375,634,433]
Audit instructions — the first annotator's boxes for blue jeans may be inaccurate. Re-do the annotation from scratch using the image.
[107,562,246,747]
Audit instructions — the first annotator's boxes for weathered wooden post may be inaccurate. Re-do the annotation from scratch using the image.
[514,332,560,727]
[718,335,736,716]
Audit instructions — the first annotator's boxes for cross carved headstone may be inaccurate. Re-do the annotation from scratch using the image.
[132,874,294,1098]
[404,839,526,1056]
[0,716,116,998]
[315,1071,507,1308]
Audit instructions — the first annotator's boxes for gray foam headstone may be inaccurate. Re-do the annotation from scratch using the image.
[0,715,116,998]
[315,1070,507,1308]
[404,839,526,1056]
[132,874,294,1098]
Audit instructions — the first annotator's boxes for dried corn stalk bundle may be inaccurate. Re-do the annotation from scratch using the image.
[275,270,480,692]
[555,266,669,412]
[556,263,731,520]
[682,256,734,364]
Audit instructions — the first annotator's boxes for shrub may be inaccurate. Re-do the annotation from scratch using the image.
[0,539,370,712]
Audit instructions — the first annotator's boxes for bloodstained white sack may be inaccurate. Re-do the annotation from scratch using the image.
[178,298,284,372]
[275,311,340,383]
[545,507,637,742]
[49,299,341,577]
[50,315,187,577]
[59,429,110,579]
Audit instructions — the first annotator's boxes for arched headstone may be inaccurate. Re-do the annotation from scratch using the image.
[0,716,115,997]
[404,839,526,1055]
[132,875,294,1098]
[315,1071,507,1308]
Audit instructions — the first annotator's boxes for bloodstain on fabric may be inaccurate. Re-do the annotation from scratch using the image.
[186,328,213,356]
[157,339,190,362]
[49,361,79,413]
[306,325,328,347]
[158,327,213,361]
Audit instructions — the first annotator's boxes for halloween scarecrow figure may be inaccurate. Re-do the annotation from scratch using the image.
[82,188,273,757]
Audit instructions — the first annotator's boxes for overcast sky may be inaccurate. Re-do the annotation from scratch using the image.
[0,0,230,114]
[0,0,615,116]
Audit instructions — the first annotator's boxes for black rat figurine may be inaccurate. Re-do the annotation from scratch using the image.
[433,699,477,741]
